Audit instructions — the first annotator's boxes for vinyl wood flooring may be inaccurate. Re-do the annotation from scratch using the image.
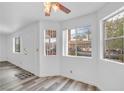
[0,61,98,91]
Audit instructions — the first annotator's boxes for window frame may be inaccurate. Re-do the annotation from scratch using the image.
[63,25,92,58]
[100,6,124,64]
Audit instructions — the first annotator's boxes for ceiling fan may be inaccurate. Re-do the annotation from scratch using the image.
[44,2,71,16]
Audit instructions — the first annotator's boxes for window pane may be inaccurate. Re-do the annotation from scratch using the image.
[76,27,91,56]
[77,42,91,56]
[105,11,124,38]
[45,30,56,56]
[68,44,76,56]
[66,26,92,57]
[105,38,124,62]
[68,29,76,56]
[52,31,56,55]
[15,37,20,52]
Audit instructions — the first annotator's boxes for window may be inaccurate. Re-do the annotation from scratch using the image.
[45,30,56,56]
[103,10,124,63]
[63,26,92,57]
[13,37,21,53]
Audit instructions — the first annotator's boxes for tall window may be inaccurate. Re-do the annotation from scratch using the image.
[63,26,92,57]
[45,30,56,56]
[103,10,124,63]
[13,37,21,53]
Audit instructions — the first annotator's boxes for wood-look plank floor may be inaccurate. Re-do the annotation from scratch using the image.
[0,61,98,91]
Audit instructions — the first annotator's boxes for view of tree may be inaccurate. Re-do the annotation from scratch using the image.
[105,16,124,38]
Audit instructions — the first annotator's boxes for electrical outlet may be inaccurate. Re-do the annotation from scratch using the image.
[70,70,72,73]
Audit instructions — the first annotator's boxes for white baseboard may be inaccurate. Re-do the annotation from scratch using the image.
[0,57,7,62]
[60,73,99,90]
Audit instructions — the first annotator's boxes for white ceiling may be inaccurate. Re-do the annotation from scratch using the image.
[0,2,107,34]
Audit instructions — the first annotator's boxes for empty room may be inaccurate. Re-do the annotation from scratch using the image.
[0,0,124,91]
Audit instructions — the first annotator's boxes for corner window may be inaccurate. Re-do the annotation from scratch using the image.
[63,26,92,57]
[13,37,21,53]
[45,30,56,56]
[103,10,124,63]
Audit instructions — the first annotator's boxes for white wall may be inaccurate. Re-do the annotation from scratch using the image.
[7,20,61,77]
[60,13,98,86]
[7,22,40,76]
[97,3,124,90]
[39,20,61,77]
[0,34,7,61]
[60,2,124,90]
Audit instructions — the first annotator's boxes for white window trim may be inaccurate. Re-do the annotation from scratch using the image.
[100,6,124,64]
[63,55,93,59]
[63,29,68,56]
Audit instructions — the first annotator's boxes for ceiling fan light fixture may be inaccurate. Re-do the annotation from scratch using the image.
[43,2,51,6]
[44,7,49,13]
[52,3,59,12]
[44,2,52,15]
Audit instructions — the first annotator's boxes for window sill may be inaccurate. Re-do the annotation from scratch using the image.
[62,55,92,59]
[101,58,124,65]
[13,52,21,54]
[44,55,56,57]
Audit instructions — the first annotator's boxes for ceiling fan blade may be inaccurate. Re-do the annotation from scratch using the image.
[44,3,52,16]
[45,12,50,16]
[56,3,71,14]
